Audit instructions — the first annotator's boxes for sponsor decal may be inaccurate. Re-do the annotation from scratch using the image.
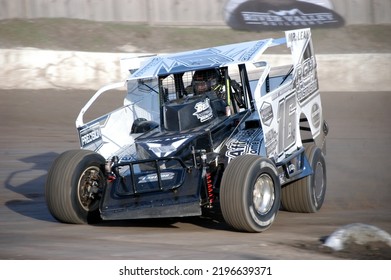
[311,102,321,128]
[286,28,311,47]
[138,172,175,184]
[79,124,102,148]
[225,0,344,31]
[260,101,273,126]
[264,128,278,158]
[193,98,213,122]
[226,129,264,161]
[294,56,319,103]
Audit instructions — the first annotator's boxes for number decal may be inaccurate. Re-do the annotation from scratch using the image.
[278,92,297,156]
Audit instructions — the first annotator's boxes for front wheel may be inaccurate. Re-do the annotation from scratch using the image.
[220,155,281,233]
[45,149,106,224]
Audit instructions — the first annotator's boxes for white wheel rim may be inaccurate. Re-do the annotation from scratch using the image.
[253,174,275,215]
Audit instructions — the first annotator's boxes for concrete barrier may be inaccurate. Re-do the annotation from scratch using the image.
[1,48,390,91]
[1,0,390,25]
[316,53,391,92]
[0,49,128,90]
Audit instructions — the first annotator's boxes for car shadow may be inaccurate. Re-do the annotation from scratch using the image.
[4,152,59,222]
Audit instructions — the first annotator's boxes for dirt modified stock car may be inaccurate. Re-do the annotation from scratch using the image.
[45,28,328,232]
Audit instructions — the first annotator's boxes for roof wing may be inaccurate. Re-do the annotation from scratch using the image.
[127,37,287,80]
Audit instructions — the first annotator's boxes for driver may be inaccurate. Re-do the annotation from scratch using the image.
[189,68,232,117]
[191,69,224,97]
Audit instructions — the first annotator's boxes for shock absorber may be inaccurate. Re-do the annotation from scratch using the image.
[206,171,214,205]
[199,149,214,206]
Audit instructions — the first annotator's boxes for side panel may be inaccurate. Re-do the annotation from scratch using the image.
[253,28,324,162]
[78,78,161,160]
[78,106,135,159]
[255,83,299,161]
[286,28,324,149]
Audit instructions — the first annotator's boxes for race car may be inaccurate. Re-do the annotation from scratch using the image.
[45,28,328,233]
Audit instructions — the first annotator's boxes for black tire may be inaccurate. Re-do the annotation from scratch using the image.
[220,155,281,233]
[45,149,106,224]
[281,144,327,213]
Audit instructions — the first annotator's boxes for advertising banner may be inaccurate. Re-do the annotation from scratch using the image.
[225,0,345,31]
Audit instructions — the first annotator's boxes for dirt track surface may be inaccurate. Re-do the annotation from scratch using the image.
[0,89,390,260]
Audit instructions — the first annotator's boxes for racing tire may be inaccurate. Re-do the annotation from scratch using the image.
[220,155,281,233]
[45,149,106,224]
[281,144,326,213]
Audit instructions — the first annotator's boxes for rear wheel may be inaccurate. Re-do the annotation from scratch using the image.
[281,144,326,213]
[220,155,281,232]
[45,150,106,224]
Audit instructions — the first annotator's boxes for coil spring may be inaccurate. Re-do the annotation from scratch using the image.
[206,172,214,204]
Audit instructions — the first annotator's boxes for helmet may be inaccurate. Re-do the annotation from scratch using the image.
[192,69,221,95]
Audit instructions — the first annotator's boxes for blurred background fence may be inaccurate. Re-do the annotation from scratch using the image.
[0,0,390,25]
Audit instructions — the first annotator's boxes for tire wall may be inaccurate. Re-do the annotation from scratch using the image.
[0,0,390,25]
